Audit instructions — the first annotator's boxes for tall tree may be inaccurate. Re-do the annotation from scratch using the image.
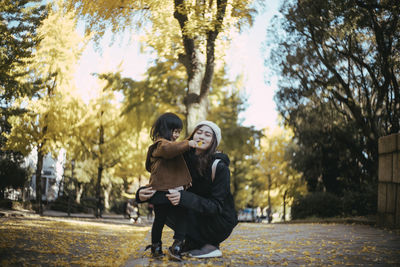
[258,126,305,220]
[73,77,136,217]
[66,0,258,131]
[4,2,86,214]
[269,0,400,183]
[0,0,46,200]
[286,102,366,194]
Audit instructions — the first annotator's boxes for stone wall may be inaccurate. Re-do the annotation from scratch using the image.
[378,133,400,227]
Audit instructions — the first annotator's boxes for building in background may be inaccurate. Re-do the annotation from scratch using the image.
[23,149,65,201]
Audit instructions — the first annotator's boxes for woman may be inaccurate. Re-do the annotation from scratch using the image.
[137,120,238,258]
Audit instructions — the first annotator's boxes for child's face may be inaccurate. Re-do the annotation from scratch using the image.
[171,129,181,141]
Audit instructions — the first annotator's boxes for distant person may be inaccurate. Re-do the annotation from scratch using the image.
[144,112,197,261]
[126,199,139,223]
[138,121,238,259]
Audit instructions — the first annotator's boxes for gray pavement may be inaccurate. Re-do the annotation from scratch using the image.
[2,209,399,266]
[125,221,400,266]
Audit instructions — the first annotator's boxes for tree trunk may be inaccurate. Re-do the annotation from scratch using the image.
[23,177,29,201]
[103,182,112,211]
[186,95,208,132]
[75,183,83,204]
[95,165,103,218]
[68,160,75,217]
[95,118,104,218]
[57,176,63,199]
[67,190,72,217]
[231,161,239,203]
[35,148,44,215]
[184,40,208,132]
[174,0,227,132]
[267,174,271,208]
[267,174,272,223]
[282,190,287,222]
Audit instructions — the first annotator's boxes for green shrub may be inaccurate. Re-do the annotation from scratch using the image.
[110,200,126,214]
[50,195,100,214]
[291,192,342,219]
[342,186,377,216]
[50,195,84,213]
[0,200,33,210]
[80,197,98,212]
[0,199,12,209]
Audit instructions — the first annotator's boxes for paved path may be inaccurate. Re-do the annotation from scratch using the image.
[125,222,400,266]
[0,208,150,226]
[2,209,399,266]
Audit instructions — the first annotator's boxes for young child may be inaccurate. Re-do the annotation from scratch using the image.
[144,112,197,261]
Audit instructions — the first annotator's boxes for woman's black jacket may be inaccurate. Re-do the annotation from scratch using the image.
[137,151,238,246]
[179,151,238,245]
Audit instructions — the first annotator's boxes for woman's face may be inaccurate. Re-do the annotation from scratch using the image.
[193,125,214,151]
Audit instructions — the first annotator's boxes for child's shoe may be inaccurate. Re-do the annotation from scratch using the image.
[167,239,184,261]
[145,242,164,258]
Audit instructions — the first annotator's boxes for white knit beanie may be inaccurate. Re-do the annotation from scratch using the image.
[195,120,222,146]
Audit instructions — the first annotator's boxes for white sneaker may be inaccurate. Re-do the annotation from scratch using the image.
[188,244,222,258]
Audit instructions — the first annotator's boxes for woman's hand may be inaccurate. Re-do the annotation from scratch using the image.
[138,187,156,201]
[166,191,181,206]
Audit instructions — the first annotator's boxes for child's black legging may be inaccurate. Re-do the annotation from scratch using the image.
[150,192,187,244]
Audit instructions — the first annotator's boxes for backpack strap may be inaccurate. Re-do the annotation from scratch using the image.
[211,159,221,181]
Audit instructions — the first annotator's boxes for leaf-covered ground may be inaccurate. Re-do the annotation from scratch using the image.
[135,222,400,266]
[0,217,149,266]
[219,223,400,266]
[1,216,400,266]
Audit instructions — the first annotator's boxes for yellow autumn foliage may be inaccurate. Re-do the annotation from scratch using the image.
[256,124,306,210]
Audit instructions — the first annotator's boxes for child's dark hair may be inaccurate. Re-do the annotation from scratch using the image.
[150,112,183,141]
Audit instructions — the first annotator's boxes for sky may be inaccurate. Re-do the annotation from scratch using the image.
[74,1,282,131]
[226,1,281,130]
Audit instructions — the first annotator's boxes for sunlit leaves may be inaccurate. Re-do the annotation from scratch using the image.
[0,218,149,266]
[4,2,86,157]
[2,217,400,266]
[256,125,305,210]
[30,0,86,90]
[66,0,260,129]
[67,0,256,51]
[4,94,80,156]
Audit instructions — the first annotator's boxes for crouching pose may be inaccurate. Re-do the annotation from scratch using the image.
[138,120,238,259]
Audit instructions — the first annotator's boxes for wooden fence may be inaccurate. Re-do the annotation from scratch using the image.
[378,133,400,227]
